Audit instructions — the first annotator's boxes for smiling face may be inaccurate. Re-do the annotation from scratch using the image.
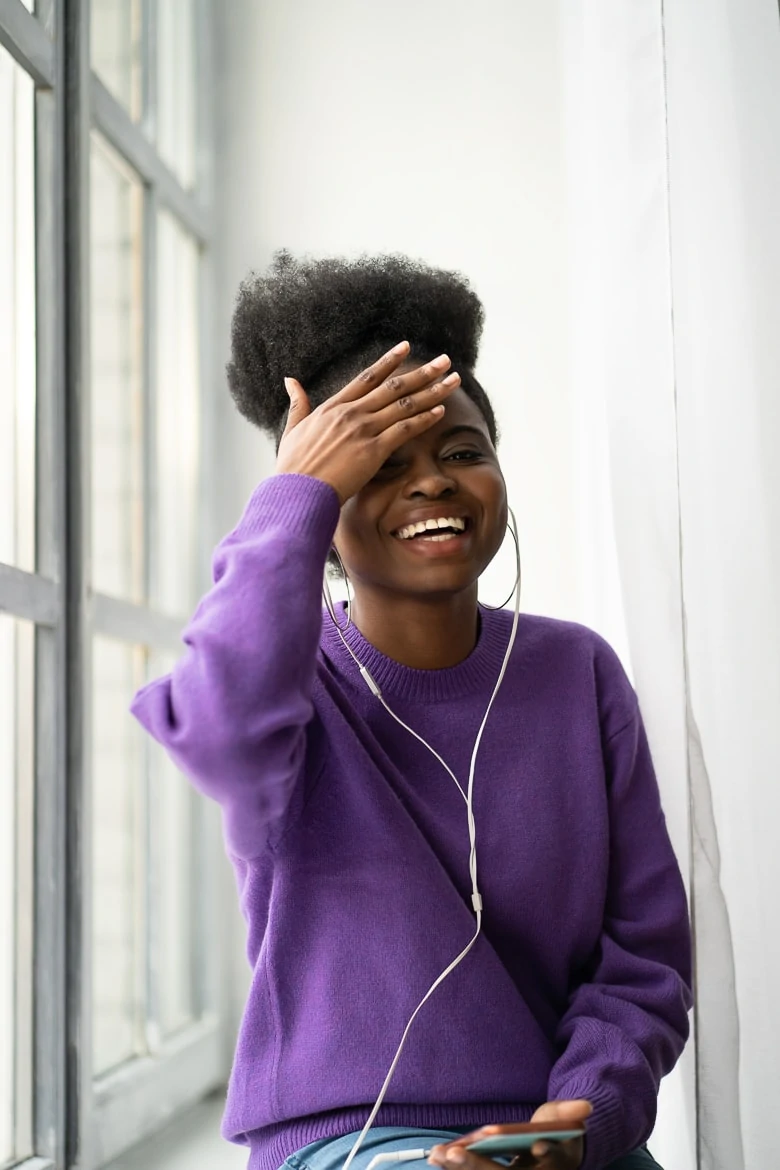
[334,386,507,603]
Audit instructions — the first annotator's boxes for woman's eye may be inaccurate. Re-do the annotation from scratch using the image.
[374,460,404,478]
[444,449,481,462]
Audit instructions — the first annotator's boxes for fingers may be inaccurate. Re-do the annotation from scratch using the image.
[528,1138,580,1168]
[526,1102,590,1168]
[281,377,312,437]
[428,1143,494,1169]
[374,403,447,457]
[427,1142,576,1170]
[431,1110,591,1170]
[336,343,456,411]
[371,371,461,432]
[361,352,453,412]
[530,1101,592,1125]
[428,1145,534,1170]
[336,340,413,403]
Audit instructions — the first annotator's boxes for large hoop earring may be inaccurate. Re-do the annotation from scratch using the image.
[479,506,522,611]
[322,545,352,631]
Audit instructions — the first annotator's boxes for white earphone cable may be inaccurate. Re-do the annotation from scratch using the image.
[324,511,522,1170]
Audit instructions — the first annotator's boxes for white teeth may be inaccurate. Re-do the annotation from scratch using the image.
[395,517,467,540]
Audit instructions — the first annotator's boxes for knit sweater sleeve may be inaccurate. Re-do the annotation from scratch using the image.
[547,707,693,1170]
[130,473,340,859]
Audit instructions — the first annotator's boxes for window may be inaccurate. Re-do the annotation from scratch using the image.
[90,133,145,603]
[0,40,38,1170]
[91,637,147,1077]
[157,0,197,188]
[0,3,218,1168]
[91,0,142,119]
[0,47,36,576]
[153,210,202,615]
[0,616,35,1167]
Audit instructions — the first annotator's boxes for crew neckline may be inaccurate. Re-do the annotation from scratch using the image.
[319,602,517,703]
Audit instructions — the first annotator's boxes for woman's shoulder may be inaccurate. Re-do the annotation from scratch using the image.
[492,609,637,723]
[493,608,625,663]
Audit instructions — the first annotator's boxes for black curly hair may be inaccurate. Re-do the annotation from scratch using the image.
[226,251,498,447]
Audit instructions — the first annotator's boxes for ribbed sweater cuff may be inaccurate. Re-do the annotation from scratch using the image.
[555,1082,626,1170]
[236,473,341,554]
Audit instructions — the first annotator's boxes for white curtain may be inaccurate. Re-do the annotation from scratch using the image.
[561,2,780,1168]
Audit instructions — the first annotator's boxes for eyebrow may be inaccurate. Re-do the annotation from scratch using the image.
[438,425,489,442]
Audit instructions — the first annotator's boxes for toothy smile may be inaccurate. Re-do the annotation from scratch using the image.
[394,517,468,541]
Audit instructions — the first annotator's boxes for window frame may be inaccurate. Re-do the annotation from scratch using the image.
[0,1,220,1167]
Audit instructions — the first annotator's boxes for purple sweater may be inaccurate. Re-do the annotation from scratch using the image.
[131,474,692,1170]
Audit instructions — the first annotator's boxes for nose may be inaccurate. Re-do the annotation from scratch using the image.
[403,455,458,500]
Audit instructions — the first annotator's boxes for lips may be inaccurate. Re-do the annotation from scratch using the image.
[387,514,474,561]
[392,515,470,541]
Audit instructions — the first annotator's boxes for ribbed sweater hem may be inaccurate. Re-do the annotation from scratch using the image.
[243,1103,536,1170]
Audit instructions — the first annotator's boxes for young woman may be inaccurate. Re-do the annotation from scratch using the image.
[131,253,692,1170]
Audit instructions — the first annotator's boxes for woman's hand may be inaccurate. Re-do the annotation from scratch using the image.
[428,1100,593,1170]
[275,341,461,505]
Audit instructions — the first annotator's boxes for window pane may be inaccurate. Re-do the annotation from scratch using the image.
[91,135,145,602]
[147,652,196,1040]
[0,616,35,1165]
[152,747,196,1038]
[92,637,146,1076]
[0,48,36,573]
[91,0,143,120]
[157,0,197,187]
[152,212,200,616]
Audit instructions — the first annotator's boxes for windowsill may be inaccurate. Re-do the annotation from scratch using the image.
[104,1092,247,1170]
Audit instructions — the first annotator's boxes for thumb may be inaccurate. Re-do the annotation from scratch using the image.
[282,377,311,436]
[531,1100,593,1125]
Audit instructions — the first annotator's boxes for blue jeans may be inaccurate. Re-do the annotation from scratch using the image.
[279,1127,661,1170]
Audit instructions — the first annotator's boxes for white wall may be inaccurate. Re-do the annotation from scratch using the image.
[213,0,577,618]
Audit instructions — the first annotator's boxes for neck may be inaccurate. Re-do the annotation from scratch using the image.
[348,586,480,669]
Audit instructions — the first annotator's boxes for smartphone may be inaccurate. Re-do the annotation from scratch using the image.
[466,1123,585,1158]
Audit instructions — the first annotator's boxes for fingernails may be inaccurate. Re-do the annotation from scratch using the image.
[431,354,450,369]
[428,1144,466,1167]
[532,1144,550,1158]
[284,377,294,396]
[391,341,410,354]
[441,372,460,386]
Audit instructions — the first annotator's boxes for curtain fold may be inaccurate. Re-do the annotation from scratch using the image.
[561,10,696,1170]
[561,1,780,1166]
[662,3,780,1167]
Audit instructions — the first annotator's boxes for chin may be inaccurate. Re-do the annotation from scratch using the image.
[399,571,479,599]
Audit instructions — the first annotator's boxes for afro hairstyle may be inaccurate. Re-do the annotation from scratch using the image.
[226,250,498,446]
